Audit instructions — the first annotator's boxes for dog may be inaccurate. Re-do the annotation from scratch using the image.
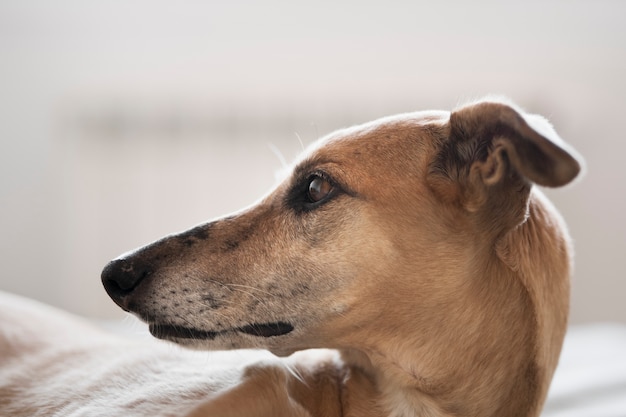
[0,98,581,417]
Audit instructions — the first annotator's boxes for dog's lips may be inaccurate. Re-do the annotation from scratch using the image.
[237,322,294,337]
[148,322,294,341]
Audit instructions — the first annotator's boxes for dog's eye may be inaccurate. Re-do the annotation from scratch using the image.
[307,176,334,203]
[286,171,344,213]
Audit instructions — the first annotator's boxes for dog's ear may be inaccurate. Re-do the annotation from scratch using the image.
[428,100,582,220]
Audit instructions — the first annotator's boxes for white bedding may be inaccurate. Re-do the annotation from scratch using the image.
[543,323,626,417]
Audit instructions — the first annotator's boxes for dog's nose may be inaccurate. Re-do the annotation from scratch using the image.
[101,258,151,305]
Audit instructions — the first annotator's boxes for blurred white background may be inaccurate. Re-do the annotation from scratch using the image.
[0,0,624,322]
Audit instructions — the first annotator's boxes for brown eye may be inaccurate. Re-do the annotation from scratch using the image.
[307,176,333,203]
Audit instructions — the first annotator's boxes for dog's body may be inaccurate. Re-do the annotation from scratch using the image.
[0,99,581,417]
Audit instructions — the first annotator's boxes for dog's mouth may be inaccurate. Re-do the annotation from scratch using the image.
[149,322,294,340]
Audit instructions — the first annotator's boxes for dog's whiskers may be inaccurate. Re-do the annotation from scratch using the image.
[227,287,265,306]
[294,131,305,152]
[226,283,275,298]
[268,143,288,171]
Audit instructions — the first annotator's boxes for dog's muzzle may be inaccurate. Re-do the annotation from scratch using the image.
[101,257,296,341]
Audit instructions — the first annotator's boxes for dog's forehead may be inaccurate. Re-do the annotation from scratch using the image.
[294,110,449,172]
[318,110,447,149]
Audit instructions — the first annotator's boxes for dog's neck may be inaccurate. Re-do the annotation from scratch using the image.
[338,349,473,417]
[336,296,537,417]
[339,349,455,417]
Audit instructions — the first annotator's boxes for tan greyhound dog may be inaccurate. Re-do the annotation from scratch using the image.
[0,98,581,417]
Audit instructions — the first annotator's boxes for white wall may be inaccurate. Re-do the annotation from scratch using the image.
[0,0,624,323]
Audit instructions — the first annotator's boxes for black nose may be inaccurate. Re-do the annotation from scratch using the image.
[101,258,151,306]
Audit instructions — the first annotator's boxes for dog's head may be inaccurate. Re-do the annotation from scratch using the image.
[102,99,580,412]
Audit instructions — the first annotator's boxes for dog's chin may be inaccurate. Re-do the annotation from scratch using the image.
[148,322,295,350]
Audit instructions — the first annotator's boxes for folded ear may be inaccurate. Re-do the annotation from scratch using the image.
[429,99,583,218]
